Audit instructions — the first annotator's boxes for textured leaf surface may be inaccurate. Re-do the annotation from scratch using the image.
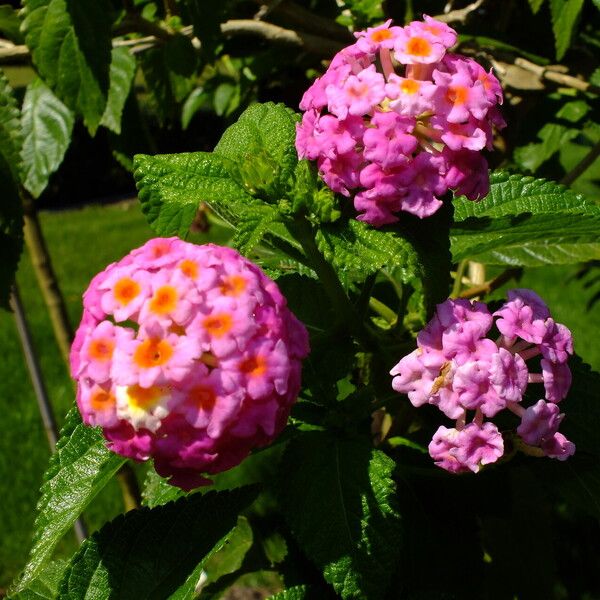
[215,102,298,198]
[316,219,421,285]
[231,205,280,255]
[134,152,256,237]
[21,0,112,132]
[453,172,595,221]
[11,560,67,600]
[21,78,74,198]
[450,212,600,266]
[268,586,309,599]
[57,487,258,599]
[550,0,584,59]
[278,432,402,599]
[142,468,186,509]
[14,408,125,592]
[100,47,137,134]
[0,70,23,181]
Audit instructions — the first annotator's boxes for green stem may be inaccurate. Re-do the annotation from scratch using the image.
[369,297,397,325]
[451,259,468,298]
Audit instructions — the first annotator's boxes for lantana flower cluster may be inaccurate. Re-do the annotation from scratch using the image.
[296,16,505,226]
[70,238,309,489]
[390,289,575,474]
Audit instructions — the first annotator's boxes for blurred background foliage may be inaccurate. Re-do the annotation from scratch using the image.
[1,0,599,596]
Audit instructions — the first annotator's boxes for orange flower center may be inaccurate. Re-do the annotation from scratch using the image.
[189,385,217,410]
[348,83,369,98]
[424,24,442,36]
[400,79,420,95]
[149,285,178,315]
[126,385,165,410]
[88,338,115,361]
[114,278,141,306]
[90,388,116,411]
[446,86,468,106]
[179,259,199,280]
[151,242,170,259]
[370,29,393,42]
[406,37,432,57]
[220,275,247,297]
[133,338,174,368]
[169,323,186,336]
[203,313,233,337]
[239,355,267,377]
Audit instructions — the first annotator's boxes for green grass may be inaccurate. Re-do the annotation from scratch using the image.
[1,201,600,589]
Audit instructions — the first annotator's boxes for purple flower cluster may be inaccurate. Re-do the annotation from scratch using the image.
[296,17,505,226]
[390,290,575,474]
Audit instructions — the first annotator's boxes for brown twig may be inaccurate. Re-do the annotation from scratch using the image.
[514,57,600,95]
[459,268,522,299]
[435,0,486,23]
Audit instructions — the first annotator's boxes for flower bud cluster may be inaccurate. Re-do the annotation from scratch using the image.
[70,238,309,489]
[390,290,575,473]
[296,16,505,226]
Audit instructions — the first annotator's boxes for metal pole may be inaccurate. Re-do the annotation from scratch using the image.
[10,283,88,543]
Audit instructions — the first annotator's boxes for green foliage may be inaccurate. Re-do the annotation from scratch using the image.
[451,173,600,265]
[528,0,546,13]
[268,586,310,600]
[215,103,298,200]
[21,0,113,133]
[142,468,187,509]
[57,487,258,599]
[0,5,24,44]
[134,152,255,237]
[100,47,137,135]
[0,72,23,308]
[316,219,422,286]
[231,205,281,255]
[13,408,126,593]
[21,78,74,198]
[10,560,67,600]
[550,0,585,59]
[278,432,402,599]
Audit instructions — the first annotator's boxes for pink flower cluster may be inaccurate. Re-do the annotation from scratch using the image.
[390,289,575,474]
[70,238,309,490]
[296,16,505,226]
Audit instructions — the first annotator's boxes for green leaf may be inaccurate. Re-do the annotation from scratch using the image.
[514,124,578,173]
[528,0,545,12]
[134,151,256,237]
[450,212,600,266]
[142,467,187,509]
[21,0,113,133]
[21,77,74,198]
[451,173,600,266]
[278,432,402,599]
[453,172,596,220]
[215,102,299,199]
[315,219,422,286]
[268,586,310,600]
[0,153,23,309]
[232,205,281,255]
[181,86,209,130]
[100,47,137,135]
[57,487,258,599]
[0,5,24,43]
[12,408,126,593]
[0,69,23,181]
[10,559,68,600]
[550,0,584,60]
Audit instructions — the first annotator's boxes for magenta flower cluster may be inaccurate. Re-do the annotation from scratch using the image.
[390,290,575,474]
[295,16,505,226]
[70,238,309,490]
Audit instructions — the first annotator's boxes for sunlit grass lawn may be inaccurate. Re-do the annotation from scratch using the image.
[1,200,600,588]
